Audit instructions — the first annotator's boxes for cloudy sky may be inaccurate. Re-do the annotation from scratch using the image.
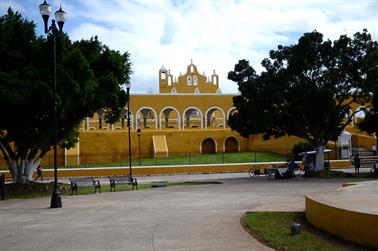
[1,0,378,93]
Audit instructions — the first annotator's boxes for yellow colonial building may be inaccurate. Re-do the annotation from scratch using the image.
[66,61,295,165]
[62,61,374,166]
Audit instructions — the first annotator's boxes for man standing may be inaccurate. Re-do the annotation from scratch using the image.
[353,154,360,175]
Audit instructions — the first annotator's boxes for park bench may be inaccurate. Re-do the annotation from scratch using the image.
[69,177,101,195]
[108,176,138,192]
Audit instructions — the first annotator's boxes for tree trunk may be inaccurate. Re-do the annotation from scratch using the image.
[315,145,325,171]
[25,158,42,181]
[8,158,42,183]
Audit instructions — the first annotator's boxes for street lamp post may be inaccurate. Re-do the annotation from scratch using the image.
[137,128,141,166]
[126,83,133,182]
[39,0,66,208]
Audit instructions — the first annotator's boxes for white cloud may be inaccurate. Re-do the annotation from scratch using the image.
[0,0,24,13]
[4,0,378,93]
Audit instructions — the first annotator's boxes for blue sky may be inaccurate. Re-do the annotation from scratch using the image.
[1,0,377,93]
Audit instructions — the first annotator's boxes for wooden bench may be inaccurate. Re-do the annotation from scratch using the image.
[108,176,138,192]
[69,177,101,195]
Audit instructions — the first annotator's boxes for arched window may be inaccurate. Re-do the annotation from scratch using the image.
[212,75,218,85]
[136,107,157,129]
[187,76,192,85]
[183,107,203,129]
[205,107,225,128]
[159,107,180,129]
[193,76,198,85]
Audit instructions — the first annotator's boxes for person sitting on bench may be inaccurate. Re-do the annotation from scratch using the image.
[284,160,297,178]
[275,161,296,179]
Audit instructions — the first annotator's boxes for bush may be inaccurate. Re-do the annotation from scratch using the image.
[292,141,314,160]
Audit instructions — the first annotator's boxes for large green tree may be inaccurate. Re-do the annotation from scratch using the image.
[0,9,131,183]
[228,30,377,171]
[357,46,378,146]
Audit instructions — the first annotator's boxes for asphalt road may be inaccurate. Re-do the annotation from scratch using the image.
[0,173,367,251]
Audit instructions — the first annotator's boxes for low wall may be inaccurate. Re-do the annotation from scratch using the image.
[0,160,351,180]
[306,194,378,248]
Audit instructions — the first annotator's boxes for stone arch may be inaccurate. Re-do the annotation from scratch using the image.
[201,138,217,154]
[226,107,237,128]
[224,136,240,153]
[227,107,237,120]
[183,107,203,129]
[159,106,181,129]
[205,106,225,129]
[136,107,158,129]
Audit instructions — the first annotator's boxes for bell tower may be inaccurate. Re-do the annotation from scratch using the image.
[159,66,168,93]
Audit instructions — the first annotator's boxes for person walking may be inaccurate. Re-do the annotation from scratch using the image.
[353,154,360,175]
[34,165,43,181]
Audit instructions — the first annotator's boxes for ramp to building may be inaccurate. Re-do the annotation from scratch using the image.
[152,135,168,157]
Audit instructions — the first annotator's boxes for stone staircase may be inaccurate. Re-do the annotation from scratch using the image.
[352,145,378,169]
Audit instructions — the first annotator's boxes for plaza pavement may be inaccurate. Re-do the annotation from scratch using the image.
[0,173,372,251]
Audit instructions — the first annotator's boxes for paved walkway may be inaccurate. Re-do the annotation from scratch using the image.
[0,173,372,251]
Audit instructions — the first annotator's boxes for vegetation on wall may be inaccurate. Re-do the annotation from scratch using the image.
[228,29,377,171]
[0,9,132,183]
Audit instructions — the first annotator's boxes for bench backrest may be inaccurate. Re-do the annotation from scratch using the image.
[109,176,132,182]
[70,177,95,185]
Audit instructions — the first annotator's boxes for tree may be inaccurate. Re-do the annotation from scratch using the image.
[0,9,131,183]
[228,30,377,171]
[357,47,378,146]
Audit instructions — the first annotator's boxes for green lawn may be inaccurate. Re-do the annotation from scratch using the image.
[0,152,287,170]
[242,212,373,251]
[69,151,287,169]
[0,151,287,170]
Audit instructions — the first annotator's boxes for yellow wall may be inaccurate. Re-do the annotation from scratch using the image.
[79,129,249,162]
[351,133,376,151]
[306,195,378,248]
[247,135,302,154]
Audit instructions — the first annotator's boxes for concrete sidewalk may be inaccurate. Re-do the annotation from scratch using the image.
[0,174,373,251]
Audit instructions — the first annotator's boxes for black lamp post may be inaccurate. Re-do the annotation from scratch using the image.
[126,83,133,182]
[39,0,66,208]
[137,128,141,166]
